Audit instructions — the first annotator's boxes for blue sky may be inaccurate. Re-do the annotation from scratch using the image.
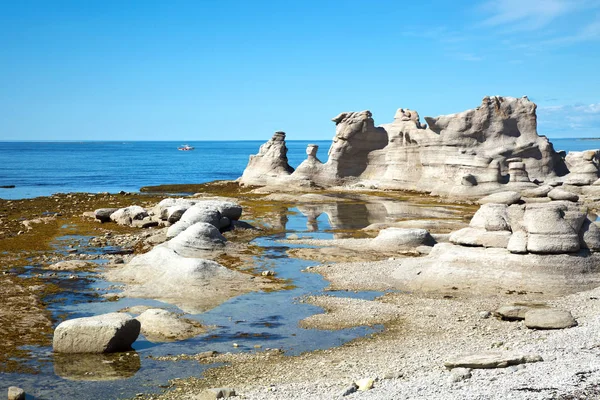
[1,0,599,140]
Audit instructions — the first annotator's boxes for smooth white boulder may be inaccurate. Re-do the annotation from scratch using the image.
[53,313,140,353]
[370,228,434,250]
[167,222,226,255]
[110,206,148,226]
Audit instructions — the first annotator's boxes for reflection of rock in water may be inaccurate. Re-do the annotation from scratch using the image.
[298,201,465,231]
[261,206,289,230]
[54,352,141,381]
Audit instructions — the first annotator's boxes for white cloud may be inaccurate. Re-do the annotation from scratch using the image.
[538,102,600,136]
[478,0,579,30]
[575,103,600,113]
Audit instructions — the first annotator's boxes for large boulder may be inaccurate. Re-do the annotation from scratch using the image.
[94,208,118,223]
[523,203,581,253]
[524,309,577,329]
[167,222,226,256]
[110,206,148,226]
[53,313,140,353]
[370,228,434,250]
[166,200,242,239]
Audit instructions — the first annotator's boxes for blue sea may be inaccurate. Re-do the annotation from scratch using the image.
[0,138,599,200]
[0,140,331,199]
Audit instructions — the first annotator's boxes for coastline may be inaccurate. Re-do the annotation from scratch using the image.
[3,180,600,399]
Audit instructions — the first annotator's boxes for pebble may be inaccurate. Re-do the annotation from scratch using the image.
[355,378,375,391]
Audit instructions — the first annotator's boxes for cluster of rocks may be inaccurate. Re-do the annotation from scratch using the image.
[450,194,600,254]
[238,96,600,201]
[54,198,264,353]
[494,302,577,329]
[93,198,243,232]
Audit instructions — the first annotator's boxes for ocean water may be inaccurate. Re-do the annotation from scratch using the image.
[0,140,331,199]
[1,138,599,200]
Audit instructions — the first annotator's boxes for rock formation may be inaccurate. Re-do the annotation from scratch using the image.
[239,96,594,198]
[239,131,294,186]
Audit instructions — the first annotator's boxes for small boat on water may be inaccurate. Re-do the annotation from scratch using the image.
[178,144,194,151]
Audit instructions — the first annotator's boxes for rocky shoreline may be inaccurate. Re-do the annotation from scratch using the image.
[4,96,600,399]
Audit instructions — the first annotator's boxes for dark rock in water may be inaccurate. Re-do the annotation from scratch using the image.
[0,185,16,189]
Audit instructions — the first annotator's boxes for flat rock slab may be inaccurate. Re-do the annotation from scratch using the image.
[494,302,549,321]
[548,188,579,202]
[444,352,543,369]
[47,260,95,271]
[524,309,577,329]
[478,191,522,205]
[53,312,140,353]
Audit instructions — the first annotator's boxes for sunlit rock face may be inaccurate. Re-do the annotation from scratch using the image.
[240,96,588,198]
[239,131,294,186]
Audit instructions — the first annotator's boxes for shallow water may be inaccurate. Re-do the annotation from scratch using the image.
[0,207,386,399]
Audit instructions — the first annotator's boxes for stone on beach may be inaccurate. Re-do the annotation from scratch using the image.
[524,309,577,329]
[47,260,95,271]
[494,302,548,321]
[94,208,119,222]
[110,206,148,225]
[53,312,140,353]
[444,352,543,369]
[370,227,435,250]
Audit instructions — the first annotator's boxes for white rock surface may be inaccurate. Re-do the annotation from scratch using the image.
[53,313,140,353]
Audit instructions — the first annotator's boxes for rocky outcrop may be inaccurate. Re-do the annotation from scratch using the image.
[105,246,262,313]
[239,131,294,186]
[53,313,140,353]
[564,150,600,185]
[240,96,594,199]
[450,200,600,254]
